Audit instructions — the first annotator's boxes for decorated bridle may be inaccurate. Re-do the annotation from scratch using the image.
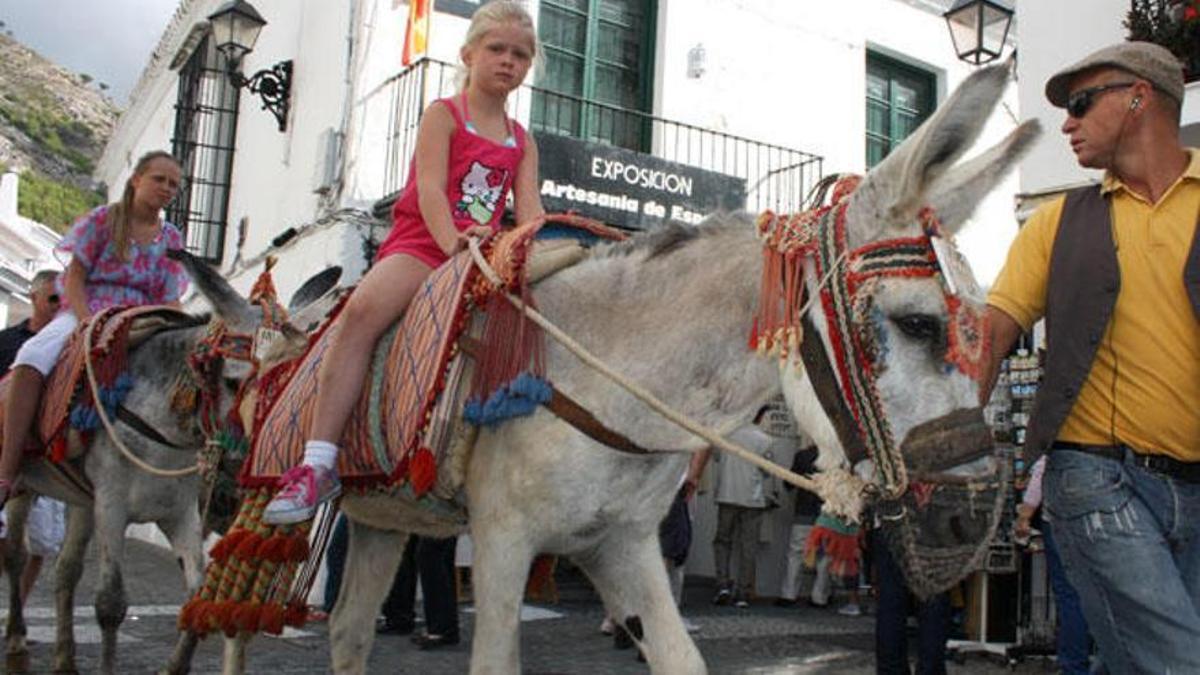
[754,174,989,499]
[172,259,290,481]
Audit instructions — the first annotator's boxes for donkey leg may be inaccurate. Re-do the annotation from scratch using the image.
[52,503,93,674]
[577,533,706,675]
[4,493,33,669]
[91,499,129,675]
[329,521,407,674]
[467,527,534,675]
[220,634,249,675]
[156,508,205,675]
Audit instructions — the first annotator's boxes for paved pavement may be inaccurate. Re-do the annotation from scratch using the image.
[1,537,1056,673]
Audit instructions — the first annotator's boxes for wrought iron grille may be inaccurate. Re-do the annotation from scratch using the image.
[370,59,823,219]
[168,34,240,263]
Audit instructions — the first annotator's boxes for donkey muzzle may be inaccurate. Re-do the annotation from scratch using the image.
[899,407,994,477]
[879,406,1006,599]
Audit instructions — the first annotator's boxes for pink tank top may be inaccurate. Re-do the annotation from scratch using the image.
[381,94,526,265]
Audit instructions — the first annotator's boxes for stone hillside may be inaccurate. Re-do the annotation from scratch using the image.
[0,31,120,189]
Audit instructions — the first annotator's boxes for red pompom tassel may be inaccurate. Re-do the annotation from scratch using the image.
[259,603,285,635]
[233,532,263,560]
[283,533,310,562]
[283,600,308,628]
[409,446,437,496]
[210,529,250,561]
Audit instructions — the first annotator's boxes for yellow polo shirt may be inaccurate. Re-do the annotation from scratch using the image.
[989,149,1200,462]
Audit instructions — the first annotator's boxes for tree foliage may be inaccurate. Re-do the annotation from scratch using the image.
[14,169,104,234]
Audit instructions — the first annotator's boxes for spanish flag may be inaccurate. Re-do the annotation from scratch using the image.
[402,0,432,66]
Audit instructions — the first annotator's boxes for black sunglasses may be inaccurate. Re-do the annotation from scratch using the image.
[1066,82,1135,119]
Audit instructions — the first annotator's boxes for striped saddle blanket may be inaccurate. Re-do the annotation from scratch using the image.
[0,306,200,462]
[243,215,626,505]
[244,250,479,505]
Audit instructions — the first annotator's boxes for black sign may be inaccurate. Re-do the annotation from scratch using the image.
[437,0,483,19]
[536,134,746,231]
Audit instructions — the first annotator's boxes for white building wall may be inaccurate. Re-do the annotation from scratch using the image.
[1016,0,1127,195]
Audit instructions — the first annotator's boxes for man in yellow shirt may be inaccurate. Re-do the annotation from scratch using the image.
[982,42,1199,673]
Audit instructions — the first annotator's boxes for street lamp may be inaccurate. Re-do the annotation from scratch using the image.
[943,0,1014,66]
[208,0,293,131]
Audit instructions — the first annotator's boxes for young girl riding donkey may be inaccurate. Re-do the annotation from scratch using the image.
[263,0,545,524]
[0,151,189,504]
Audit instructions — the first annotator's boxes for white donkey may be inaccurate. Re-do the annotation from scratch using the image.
[213,62,1035,673]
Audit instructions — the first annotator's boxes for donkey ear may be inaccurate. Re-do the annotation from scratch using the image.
[926,119,1041,235]
[167,249,257,329]
[851,61,1014,232]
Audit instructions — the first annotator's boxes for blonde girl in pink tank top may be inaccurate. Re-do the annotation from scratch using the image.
[264,1,545,524]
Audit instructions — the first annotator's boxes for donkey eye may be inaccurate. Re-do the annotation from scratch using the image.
[892,314,942,341]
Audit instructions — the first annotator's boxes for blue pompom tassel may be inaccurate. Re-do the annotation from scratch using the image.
[70,372,134,431]
[464,373,552,427]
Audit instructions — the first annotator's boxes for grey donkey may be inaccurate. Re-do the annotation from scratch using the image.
[2,254,340,675]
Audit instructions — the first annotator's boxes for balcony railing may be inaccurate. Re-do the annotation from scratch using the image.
[362,58,823,220]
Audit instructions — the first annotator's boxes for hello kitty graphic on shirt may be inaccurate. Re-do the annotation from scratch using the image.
[455,161,509,225]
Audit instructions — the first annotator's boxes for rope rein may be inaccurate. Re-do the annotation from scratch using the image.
[465,238,861,506]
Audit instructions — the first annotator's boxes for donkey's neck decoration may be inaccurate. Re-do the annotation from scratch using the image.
[754,174,989,498]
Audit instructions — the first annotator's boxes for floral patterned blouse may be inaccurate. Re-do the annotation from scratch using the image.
[55,205,190,314]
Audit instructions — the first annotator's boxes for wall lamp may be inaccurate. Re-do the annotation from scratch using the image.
[208,0,293,131]
[943,0,1014,66]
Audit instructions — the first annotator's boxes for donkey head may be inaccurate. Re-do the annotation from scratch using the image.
[778,61,1039,596]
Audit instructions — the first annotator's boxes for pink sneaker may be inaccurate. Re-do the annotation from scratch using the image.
[262,464,341,524]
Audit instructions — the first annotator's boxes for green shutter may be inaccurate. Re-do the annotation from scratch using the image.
[534,0,656,151]
[866,52,935,168]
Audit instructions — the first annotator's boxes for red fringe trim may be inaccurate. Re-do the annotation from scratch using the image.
[468,285,544,402]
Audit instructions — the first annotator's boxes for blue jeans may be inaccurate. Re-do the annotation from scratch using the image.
[1044,448,1200,673]
[873,529,949,675]
[1040,520,1091,674]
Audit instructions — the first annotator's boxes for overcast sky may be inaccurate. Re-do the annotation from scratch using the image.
[0,0,179,106]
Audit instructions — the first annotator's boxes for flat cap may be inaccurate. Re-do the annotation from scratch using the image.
[1045,41,1186,107]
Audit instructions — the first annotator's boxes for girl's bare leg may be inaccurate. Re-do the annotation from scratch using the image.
[309,254,433,443]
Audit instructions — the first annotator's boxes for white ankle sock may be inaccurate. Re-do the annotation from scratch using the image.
[303,441,339,471]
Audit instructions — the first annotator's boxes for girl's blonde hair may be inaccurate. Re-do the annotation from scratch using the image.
[458,0,541,90]
[107,150,178,261]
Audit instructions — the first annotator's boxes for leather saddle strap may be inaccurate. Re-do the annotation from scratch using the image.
[116,405,190,450]
[799,313,869,464]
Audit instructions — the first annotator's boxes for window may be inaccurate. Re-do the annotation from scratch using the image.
[866,52,936,168]
[533,0,656,151]
[168,34,240,263]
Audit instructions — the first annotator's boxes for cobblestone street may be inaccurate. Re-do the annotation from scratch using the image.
[0,537,1062,673]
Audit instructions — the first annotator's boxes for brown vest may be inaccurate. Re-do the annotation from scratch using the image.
[1023,186,1200,461]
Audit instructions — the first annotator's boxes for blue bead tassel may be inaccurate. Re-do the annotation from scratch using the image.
[464,372,552,427]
